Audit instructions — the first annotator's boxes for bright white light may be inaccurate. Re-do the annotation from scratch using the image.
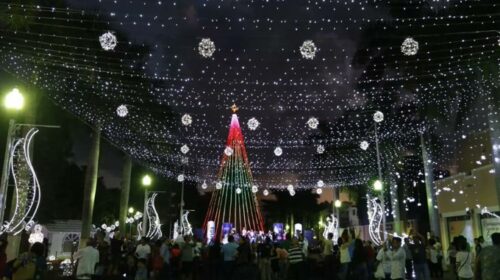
[177,174,185,182]
[300,40,318,59]
[360,141,369,150]
[289,190,296,196]
[4,88,24,110]
[236,187,242,194]
[116,105,128,117]
[216,182,222,190]
[373,111,384,123]
[287,184,294,191]
[307,117,319,129]
[251,185,258,193]
[224,146,234,156]
[274,147,283,156]
[316,188,323,195]
[180,144,190,154]
[99,31,117,51]
[317,180,324,188]
[101,224,107,230]
[181,114,192,126]
[201,181,208,189]
[401,37,419,56]
[263,189,269,196]
[142,175,152,186]
[247,118,260,130]
[198,38,216,58]
[316,145,325,154]
[334,199,341,208]
[373,180,383,191]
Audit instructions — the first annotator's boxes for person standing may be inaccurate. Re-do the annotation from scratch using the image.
[287,238,305,280]
[338,229,354,280]
[221,235,238,279]
[258,237,273,280]
[455,236,473,280]
[475,232,500,280]
[322,233,334,278]
[375,242,392,280]
[75,240,100,280]
[389,237,406,280]
[135,238,151,260]
[160,239,171,279]
[351,239,368,280]
[403,238,413,280]
[180,235,195,280]
[409,234,430,280]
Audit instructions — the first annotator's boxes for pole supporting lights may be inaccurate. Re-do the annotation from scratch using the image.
[4,88,24,110]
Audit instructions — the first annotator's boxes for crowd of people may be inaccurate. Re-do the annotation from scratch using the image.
[0,229,498,280]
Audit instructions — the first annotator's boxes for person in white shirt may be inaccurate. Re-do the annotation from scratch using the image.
[455,236,473,280]
[375,242,392,280]
[389,237,406,280]
[75,240,100,280]
[135,238,151,260]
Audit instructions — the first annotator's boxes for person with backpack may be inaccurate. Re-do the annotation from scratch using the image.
[455,236,473,280]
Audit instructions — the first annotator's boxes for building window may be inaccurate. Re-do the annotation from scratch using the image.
[62,233,80,253]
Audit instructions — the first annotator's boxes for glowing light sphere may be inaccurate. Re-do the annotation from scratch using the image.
[307,117,319,129]
[373,111,384,123]
[99,31,117,51]
[287,184,294,192]
[101,224,107,230]
[316,188,323,195]
[236,187,242,194]
[316,145,325,154]
[201,181,208,189]
[224,146,234,156]
[216,182,223,190]
[247,117,260,130]
[289,190,296,196]
[180,144,190,154]
[181,114,192,126]
[401,37,419,56]
[177,174,185,182]
[142,175,152,186]
[4,88,24,110]
[116,105,128,117]
[334,199,342,208]
[274,147,283,156]
[360,141,369,150]
[300,40,318,59]
[373,180,383,191]
[263,189,269,196]
[317,180,325,188]
[198,38,216,58]
[251,185,258,193]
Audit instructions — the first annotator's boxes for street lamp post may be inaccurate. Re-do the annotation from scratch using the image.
[141,175,152,237]
[374,122,387,240]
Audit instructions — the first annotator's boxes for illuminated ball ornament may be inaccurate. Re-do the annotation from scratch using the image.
[236,187,242,194]
[307,117,319,129]
[289,189,296,196]
[299,40,318,59]
[180,144,190,154]
[201,181,208,190]
[373,180,383,191]
[401,37,419,56]
[287,184,294,192]
[198,38,216,58]
[224,146,234,156]
[316,188,323,195]
[99,31,117,51]
[316,145,325,154]
[251,185,258,193]
[116,105,128,117]
[177,174,185,182]
[317,180,325,188]
[274,147,283,157]
[181,114,192,126]
[263,189,269,196]
[360,141,369,150]
[373,111,384,123]
[215,182,222,190]
[247,117,260,130]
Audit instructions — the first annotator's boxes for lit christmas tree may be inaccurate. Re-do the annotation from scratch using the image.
[204,105,264,240]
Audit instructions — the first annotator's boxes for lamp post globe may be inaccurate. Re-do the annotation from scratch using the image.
[373,180,383,191]
[142,175,152,186]
[4,88,24,110]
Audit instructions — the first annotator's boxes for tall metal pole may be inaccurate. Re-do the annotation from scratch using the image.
[420,133,440,236]
[142,190,149,237]
[80,127,101,248]
[179,180,184,235]
[374,123,387,239]
[119,156,132,234]
[0,119,15,227]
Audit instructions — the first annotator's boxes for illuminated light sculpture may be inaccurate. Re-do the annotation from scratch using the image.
[99,31,117,51]
[144,193,162,240]
[367,196,383,246]
[316,145,325,154]
[177,174,185,182]
[180,144,190,154]
[307,117,319,129]
[247,117,260,130]
[203,107,265,239]
[322,214,338,242]
[181,210,193,236]
[1,128,41,235]
[198,38,216,58]
[181,114,192,126]
[300,40,318,59]
[401,37,419,56]
[116,105,128,117]
[373,111,384,123]
[360,141,369,150]
[201,181,208,190]
[274,147,283,157]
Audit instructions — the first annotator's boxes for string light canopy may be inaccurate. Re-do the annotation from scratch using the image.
[0,1,497,191]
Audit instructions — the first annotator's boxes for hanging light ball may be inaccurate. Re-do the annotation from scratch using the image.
[317,180,325,188]
[263,189,269,196]
[216,182,223,190]
[360,141,369,150]
[99,31,117,51]
[201,181,208,190]
[299,40,318,59]
[116,105,128,117]
[247,118,260,130]
[316,188,323,195]
[180,144,190,154]
[373,111,384,123]
[236,187,242,194]
[316,145,325,154]
[307,117,319,129]
[177,174,185,182]
[289,189,296,196]
[181,114,192,126]
[401,37,419,56]
[287,184,294,192]
[198,38,216,58]
[251,185,258,193]
[274,147,283,157]
[224,146,234,156]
